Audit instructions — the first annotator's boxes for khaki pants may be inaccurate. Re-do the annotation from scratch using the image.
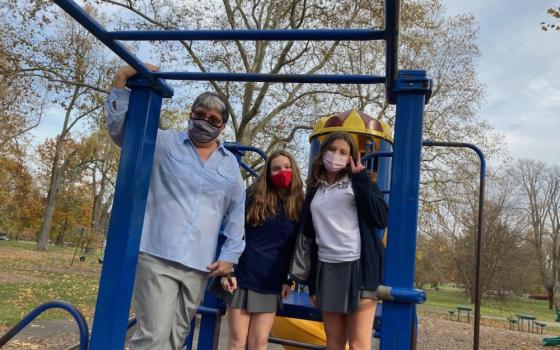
[130,253,207,350]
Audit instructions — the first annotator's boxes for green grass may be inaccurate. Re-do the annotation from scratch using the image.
[0,240,101,326]
[423,286,558,322]
[2,240,559,331]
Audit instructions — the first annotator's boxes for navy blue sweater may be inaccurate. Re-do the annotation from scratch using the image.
[235,198,296,294]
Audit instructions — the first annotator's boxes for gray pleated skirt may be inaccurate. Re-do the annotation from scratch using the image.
[225,287,283,313]
[315,260,377,314]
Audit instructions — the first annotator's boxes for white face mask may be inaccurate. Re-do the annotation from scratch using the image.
[322,150,348,173]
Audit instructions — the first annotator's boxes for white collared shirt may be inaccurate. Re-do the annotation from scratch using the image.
[310,175,361,263]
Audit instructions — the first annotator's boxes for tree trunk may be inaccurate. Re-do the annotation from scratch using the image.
[554,265,560,311]
[85,240,95,254]
[55,231,65,246]
[36,165,63,250]
[36,86,79,251]
[548,285,554,310]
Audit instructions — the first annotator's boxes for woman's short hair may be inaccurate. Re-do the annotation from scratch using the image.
[191,91,229,124]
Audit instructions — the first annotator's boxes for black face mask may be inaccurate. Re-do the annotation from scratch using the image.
[188,118,221,144]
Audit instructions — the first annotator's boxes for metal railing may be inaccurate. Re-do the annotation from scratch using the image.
[0,301,89,350]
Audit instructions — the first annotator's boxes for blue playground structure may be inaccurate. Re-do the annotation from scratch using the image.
[0,0,488,349]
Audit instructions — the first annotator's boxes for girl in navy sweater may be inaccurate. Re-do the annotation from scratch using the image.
[220,150,304,350]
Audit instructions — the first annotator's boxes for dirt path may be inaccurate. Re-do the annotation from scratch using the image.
[417,316,551,350]
[1,314,554,349]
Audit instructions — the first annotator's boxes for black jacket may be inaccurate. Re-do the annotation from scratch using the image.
[295,171,388,295]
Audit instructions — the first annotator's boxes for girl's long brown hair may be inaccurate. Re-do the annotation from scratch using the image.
[246,150,304,226]
[307,132,359,188]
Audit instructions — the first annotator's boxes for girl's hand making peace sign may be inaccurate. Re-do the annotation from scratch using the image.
[349,154,366,173]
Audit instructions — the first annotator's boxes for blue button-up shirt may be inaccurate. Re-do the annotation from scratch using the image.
[106,88,245,272]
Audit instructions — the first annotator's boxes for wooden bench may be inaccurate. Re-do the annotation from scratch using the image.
[507,317,519,330]
[532,321,546,334]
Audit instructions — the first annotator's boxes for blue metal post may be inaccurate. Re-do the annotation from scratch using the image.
[196,298,223,350]
[380,70,431,350]
[376,140,393,202]
[376,140,393,242]
[89,79,173,349]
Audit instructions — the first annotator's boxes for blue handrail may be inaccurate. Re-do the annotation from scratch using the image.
[422,140,486,350]
[107,29,386,41]
[224,143,267,177]
[0,301,89,350]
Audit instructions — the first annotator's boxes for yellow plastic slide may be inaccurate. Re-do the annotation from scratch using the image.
[271,317,349,350]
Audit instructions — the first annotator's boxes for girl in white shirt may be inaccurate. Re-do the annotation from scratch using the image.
[294,132,388,350]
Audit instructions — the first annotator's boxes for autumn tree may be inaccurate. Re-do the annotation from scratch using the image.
[0,18,44,157]
[0,156,43,238]
[75,123,120,234]
[541,5,560,31]
[3,2,115,250]
[35,134,96,244]
[415,233,453,289]
[517,159,560,309]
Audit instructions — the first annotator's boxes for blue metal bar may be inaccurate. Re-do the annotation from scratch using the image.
[127,317,137,330]
[224,143,268,161]
[197,306,225,316]
[52,0,173,97]
[360,151,394,163]
[154,72,385,84]
[385,0,401,104]
[276,291,322,322]
[240,162,259,177]
[377,285,427,304]
[196,291,224,349]
[422,140,486,350]
[380,70,431,350]
[224,143,267,177]
[0,301,89,350]
[376,140,393,204]
[89,79,171,350]
[108,28,385,41]
[184,318,196,349]
[373,304,383,339]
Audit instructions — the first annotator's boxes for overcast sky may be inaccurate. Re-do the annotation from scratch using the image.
[442,0,560,166]
[32,0,560,166]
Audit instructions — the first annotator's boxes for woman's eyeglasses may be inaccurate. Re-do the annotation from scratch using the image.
[192,110,223,128]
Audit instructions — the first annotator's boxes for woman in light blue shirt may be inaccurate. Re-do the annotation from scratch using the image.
[107,64,245,350]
